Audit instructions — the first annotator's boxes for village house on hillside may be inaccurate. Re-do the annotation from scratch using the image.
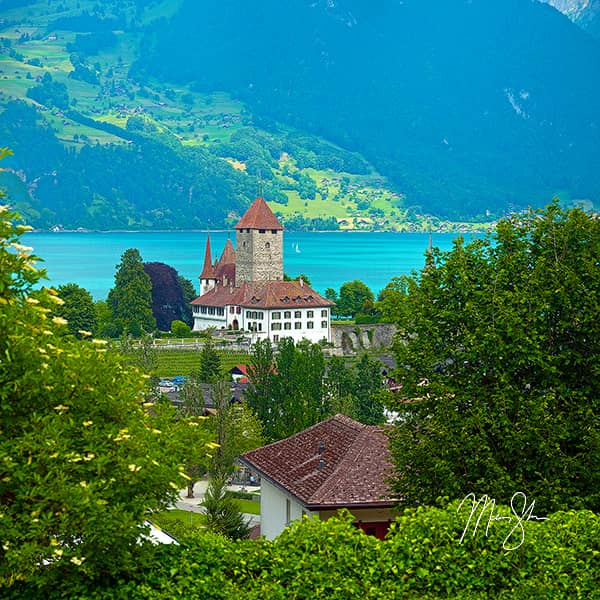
[240,414,398,540]
[191,198,334,344]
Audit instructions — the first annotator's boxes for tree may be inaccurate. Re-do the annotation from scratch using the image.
[198,338,221,383]
[107,248,155,336]
[54,282,97,337]
[143,262,190,331]
[388,203,600,514]
[208,381,264,479]
[177,274,197,327]
[325,355,386,425]
[200,476,250,540]
[0,196,207,585]
[337,280,374,318]
[246,338,326,441]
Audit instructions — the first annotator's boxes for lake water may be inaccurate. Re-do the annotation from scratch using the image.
[23,230,471,300]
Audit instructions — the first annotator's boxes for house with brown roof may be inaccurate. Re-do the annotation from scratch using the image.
[239,414,398,540]
[191,198,334,344]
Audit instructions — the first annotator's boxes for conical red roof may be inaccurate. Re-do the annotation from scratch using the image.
[235,197,283,231]
[199,235,216,279]
[219,238,236,265]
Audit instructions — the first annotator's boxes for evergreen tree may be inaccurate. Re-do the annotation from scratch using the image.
[201,476,251,540]
[107,248,155,336]
[198,338,221,383]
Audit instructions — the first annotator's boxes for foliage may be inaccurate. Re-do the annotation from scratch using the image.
[143,262,191,332]
[119,333,158,375]
[208,382,264,479]
[326,354,387,425]
[170,319,191,337]
[198,338,222,383]
[388,203,600,514]
[200,476,251,540]
[336,279,375,318]
[246,338,327,441]
[0,200,205,588]
[54,282,97,337]
[5,502,599,598]
[107,248,156,336]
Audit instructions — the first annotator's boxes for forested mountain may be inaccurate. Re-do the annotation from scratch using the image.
[134,0,600,219]
[1,0,599,228]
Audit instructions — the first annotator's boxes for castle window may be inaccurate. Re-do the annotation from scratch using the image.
[321,321,327,329]
[284,311,291,319]
[284,322,291,330]
[295,322,301,329]
[272,312,281,320]
[259,229,265,233]
[307,322,314,329]
[201,306,207,314]
[230,307,235,314]
[273,335,279,342]
[294,311,301,318]
[217,307,224,316]
[246,311,251,318]
[272,323,282,331]
[265,241,271,249]
[321,310,328,317]
[236,306,241,314]
[271,230,277,234]
[307,310,314,318]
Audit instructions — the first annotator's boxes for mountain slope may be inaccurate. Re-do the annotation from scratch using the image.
[134,0,600,218]
[539,0,600,38]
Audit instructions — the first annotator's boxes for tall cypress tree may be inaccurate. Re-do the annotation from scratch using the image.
[107,248,155,336]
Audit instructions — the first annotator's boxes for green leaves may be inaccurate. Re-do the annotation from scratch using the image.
[389,202,600,514]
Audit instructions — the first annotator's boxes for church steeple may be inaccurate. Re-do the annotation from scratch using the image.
[199,235,217,295]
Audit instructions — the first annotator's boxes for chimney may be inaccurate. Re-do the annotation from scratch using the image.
[318,440,325,455]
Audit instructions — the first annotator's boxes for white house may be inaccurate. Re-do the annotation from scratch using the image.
[239,414,398,540]
[191,198,334,344]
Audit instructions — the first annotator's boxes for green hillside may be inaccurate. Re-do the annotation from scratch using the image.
[0,0,469,231]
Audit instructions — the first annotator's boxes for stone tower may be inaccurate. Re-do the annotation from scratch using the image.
[235,197,284,284]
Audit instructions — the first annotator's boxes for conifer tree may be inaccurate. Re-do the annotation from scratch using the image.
[107,248,155,336]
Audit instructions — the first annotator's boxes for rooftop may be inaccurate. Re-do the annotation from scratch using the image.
[235,197,283,231]
[240,414,396,509]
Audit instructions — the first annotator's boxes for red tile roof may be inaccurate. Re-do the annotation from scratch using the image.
[191,280,335,309]
[240,415,396,509]
[235,198,283,231]
[199,235,215,279]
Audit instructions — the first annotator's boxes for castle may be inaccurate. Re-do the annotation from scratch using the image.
[191,198,334,344]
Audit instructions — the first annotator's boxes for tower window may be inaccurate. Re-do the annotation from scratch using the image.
[259,229,265,233]
[271,230,278,234]
[265,241,271,249]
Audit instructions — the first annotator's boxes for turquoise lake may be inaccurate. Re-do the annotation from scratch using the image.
[24,231,473,300]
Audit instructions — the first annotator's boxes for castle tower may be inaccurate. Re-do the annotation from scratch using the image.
[235,197,283,285]
[199,234,218,295]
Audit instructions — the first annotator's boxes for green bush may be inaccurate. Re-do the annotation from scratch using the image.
[6,503,598,599]
[170,319,191,337]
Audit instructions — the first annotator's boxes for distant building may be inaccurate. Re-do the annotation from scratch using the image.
[191,198,334,344]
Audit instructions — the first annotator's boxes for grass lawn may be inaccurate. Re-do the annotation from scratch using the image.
[236,499,260,515]
[155,349,250,377]
[151,509,204,530]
